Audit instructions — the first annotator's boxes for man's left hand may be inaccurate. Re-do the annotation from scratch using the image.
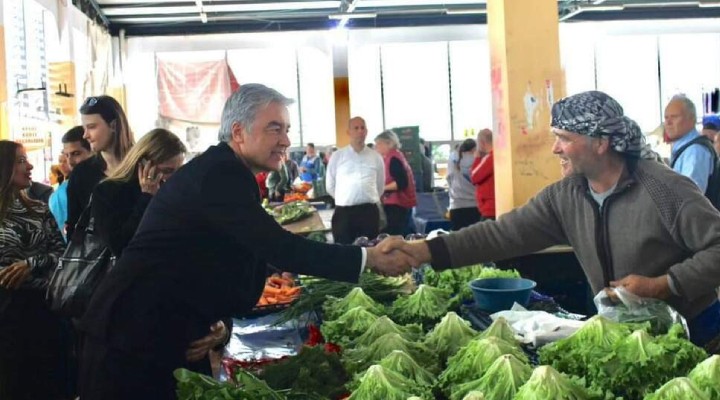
[0,260,31,289]
[185,320,229,362]
[610,274,671,300]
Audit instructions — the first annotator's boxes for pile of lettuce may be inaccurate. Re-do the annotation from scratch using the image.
[343,332,436,375]
[688,355,720,398]
[438,336,527,395]
[450,354,531,400]
[320,306,379,346]
[539,316,707,399]
[323,287,386,320]
[347,350,436,392]
[423,312,477,364]
[644,377,709,400]
[389,284,451,327]
[513,365,595,400]
[346,365,433,400]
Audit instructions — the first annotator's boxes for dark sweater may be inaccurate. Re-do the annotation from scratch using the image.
[66,155,106,237]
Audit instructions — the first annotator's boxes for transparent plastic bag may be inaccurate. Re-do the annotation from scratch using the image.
[594,287,688,335]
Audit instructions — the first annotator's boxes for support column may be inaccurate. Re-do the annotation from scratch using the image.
[0,3,9,140]
[333,40,350,147]
[488,0,565,215]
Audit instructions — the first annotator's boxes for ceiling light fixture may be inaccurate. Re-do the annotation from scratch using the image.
[699,1,720,7]
[624,1,698,7]
[445,8,487,15]
[328,12,376,19]
[200,12,208,23]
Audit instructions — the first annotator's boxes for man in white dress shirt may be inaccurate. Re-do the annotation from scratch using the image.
[326,116,386,244]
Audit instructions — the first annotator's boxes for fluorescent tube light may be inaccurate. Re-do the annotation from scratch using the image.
[200,12,208,23]
[328,12,377,19]
[445,8,487,15]
[699,1,720,7]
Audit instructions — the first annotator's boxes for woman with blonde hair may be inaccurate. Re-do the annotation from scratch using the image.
[0,141,68,399]
[67,95,135,237]
[90,128,186,257]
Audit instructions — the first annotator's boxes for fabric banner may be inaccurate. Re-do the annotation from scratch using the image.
[157,58,239,123]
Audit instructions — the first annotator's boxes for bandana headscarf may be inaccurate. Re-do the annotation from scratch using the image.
[551,91,661,161]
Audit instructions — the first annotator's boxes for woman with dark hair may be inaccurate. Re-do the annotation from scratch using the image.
[446,138,481,230]
[67,95,135,237]
[0,141,68,399]
[374,130,416,235]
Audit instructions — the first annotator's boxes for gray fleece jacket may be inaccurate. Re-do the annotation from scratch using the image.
[427,158,720,320]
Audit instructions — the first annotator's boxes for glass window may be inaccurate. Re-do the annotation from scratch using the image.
[449,40,492,141]
[595,35,661,132]
[560,26,597,96]
[227,48,301,145]
[380,42,452,141]
[658,33,720,118]
[347,43,384,135]
[297,46,336,146]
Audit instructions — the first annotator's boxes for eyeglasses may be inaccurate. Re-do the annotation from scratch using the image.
[83,97,98,107]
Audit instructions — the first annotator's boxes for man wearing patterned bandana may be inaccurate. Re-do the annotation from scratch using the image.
[378,90,720,348]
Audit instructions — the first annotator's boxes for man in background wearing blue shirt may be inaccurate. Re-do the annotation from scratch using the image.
[665,95,714,192]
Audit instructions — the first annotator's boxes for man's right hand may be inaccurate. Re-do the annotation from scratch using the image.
[365,244,415,276]
[375,236,432,268]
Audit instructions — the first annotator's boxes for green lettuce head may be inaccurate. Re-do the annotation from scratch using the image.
[644,377,709,400]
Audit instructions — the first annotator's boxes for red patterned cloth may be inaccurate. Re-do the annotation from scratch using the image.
[157,59,240,123]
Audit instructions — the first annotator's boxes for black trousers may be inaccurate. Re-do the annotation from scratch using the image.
[79,335,211,400]
[382,204,411,236]
[449,207,481,231]
[331,203,380,244]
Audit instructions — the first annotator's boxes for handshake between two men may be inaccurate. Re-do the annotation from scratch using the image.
[364,236,434,276]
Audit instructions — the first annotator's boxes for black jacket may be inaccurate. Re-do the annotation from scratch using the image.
[80,142,361,370]
[66,155,106,237]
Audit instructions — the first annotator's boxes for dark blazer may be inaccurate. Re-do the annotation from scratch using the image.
[79,143,361,397]
[66,155,106,237]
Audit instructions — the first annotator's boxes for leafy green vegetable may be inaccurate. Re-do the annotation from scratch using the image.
[688,355,720,399]
[423,311,477,363]
[644,377,710,400]
[438,336,527,393]
[274,201,315,225]
[256,345,347,399]
[514,365,594,400]
[461,391,485,400]
[478,316,517,344]
[343,332,436,375]
[378,350,437,387]
[389,284,451,327]
[347,365,431,400]
[653,324,707,376]
[450,354,531,400]
[351,316,423,347]
[538,315,631,379]
[323,287,386,320]
[276,273,412,324]
[175,368,284,400]
[586,328,704,399]
[320,306,379,346]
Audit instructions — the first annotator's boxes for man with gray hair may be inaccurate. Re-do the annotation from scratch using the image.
[78,84,416,399]
[665,94,715,192]
[379,90,720,349]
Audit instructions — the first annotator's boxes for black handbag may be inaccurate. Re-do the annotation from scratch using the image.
[46,199,115,318]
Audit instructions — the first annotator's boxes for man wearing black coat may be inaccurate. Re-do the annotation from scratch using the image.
[78,84,414,399]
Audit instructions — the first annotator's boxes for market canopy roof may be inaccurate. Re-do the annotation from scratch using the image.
[75,0,720,36]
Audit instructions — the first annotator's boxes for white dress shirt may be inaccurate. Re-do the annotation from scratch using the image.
[326,145,385,207]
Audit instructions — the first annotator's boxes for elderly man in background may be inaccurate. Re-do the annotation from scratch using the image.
[379,90,720,348]
[326,116,385,244]
[78,84,414,400]
[665,95,714,192]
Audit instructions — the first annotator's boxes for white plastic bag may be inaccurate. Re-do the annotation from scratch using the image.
[593,287,688,335]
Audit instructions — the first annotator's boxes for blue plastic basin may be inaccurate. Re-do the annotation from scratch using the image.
[469,278,537,313]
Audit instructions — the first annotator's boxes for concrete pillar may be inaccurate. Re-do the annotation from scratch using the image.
[488,0,565,215]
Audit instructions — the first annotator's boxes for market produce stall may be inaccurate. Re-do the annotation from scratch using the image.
[177,235,719,400]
